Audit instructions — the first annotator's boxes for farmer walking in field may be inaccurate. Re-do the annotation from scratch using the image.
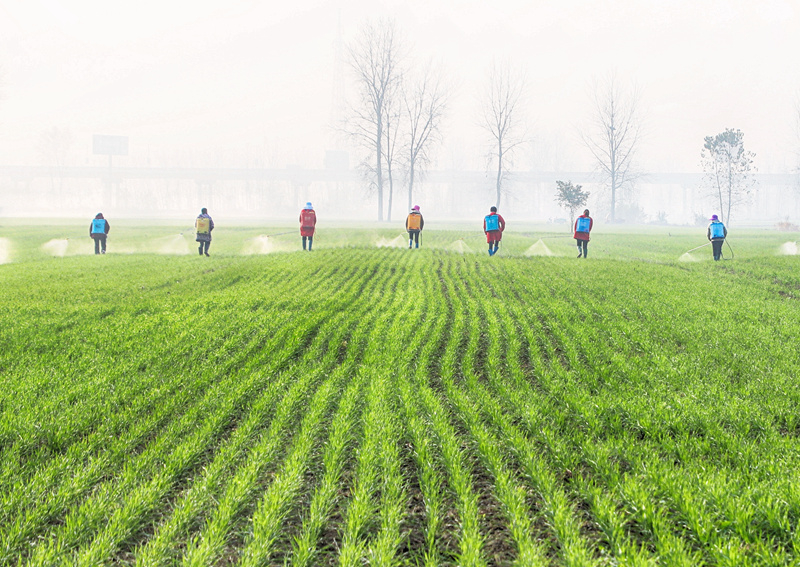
[484,206,505,256]
[89,213,110,255]
[300,202,317,251]
[707,214,727,261]
[574,209,593,258]
[406,205,424,248]
[195,208,214,256]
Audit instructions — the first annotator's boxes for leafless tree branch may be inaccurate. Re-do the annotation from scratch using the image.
[581,72,643,221]
[480,61,527,209]
[343,19,404,221]
[401,62,448,212]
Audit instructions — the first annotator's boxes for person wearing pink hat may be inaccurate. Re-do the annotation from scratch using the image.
[707,214,727,260]
[300,202,317,251]
[405,205,424,249]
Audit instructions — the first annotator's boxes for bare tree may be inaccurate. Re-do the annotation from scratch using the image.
[582,73,642,222]
[345,20,403,221]
[701,128,756,225]
[402,65,447,211]
[383,89,401,222]
[480,61,527,209]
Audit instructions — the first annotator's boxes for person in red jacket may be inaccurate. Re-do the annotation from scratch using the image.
[483,206,505,256]
[574,209,593,258]
[300,202,317,251]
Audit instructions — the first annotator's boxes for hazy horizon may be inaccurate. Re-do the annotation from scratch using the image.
[1,0,799,223]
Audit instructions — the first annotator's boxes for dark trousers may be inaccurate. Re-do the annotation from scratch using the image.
[93,236,107,254]
[408,230,420,248]
[198,240,210,255]
[303,236,313,250]
[488,241,499,253]
[576,239,588,257]
[712,239,724,260]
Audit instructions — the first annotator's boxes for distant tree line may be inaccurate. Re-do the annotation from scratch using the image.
[342,21,782,225]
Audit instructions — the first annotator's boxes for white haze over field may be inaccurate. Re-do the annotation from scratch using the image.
[1,0,799,222]
[449,239,474,254]
[41,238,70,257]
[779,241,798,255]
[151,234,191,255]
[524,239,557,257]
[241,235,294,255]
[375,235,408,248]
[0,237,11,264]
[679,251,703,262]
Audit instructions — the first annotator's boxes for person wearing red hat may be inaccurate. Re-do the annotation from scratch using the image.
[300,202,317,251]
[483,206,505,256]
[405,205,424,249]
[707,214,727,261]
[574,209,593,258]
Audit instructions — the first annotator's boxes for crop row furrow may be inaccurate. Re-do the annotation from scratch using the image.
[288,371,368,567]
[474,263,599,565]
[179,254,406,565]
[1,320,319,563]
[24,365,278,565]
[485,268,754,563]
[0,309,305,522]
[336,376,389,567]
[409,257,487,567]
[236,377,343,566]
[0,259,380,552]
[131,263,381,564]
[447,269,548,566]
[365,375,405,566]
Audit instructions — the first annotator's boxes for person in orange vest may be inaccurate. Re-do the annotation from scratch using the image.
[195,207,214,256]
[574,209,593,258]
[405,205,424,248]
[89,212,110,254]
[300,202,317,251]
[483,206,505,256]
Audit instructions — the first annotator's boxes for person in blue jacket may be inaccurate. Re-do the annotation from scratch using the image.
[89,213,110,254]
[707,214,727,261]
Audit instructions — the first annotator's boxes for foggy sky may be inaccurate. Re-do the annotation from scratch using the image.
[1,0,799,174]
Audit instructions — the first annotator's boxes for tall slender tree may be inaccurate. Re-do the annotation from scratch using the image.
[401,65,447,212]
[554,180,590,229]
[701,128,756,225]
[582,73,642,222]
[480,61,527,209]
[383,90,401,222]
[346,20,403,221]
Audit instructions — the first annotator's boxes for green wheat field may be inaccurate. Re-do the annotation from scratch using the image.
[1,220,799,566]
